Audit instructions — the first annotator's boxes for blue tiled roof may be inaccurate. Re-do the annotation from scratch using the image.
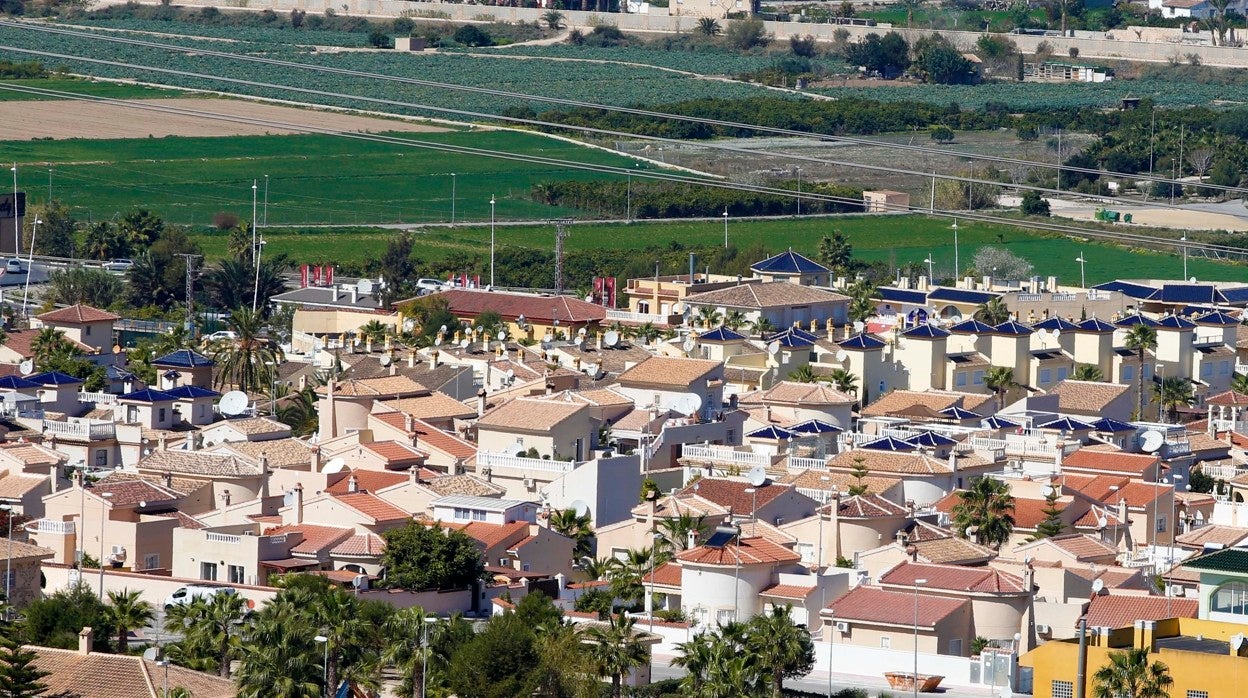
[1115,314,1160,329]
[105,365,134,381]
[1219,287,1248,304]
[750,250,830,275]
[1037,416,1094,431]
[773,331,815,349]
[788,327,820,343]
[164,385,222,399]
[907,431,957,447]
[839,334,886,350]
[119,388,178,403]
[860,436,917,452]
[940,406,983,420]
[1032,317,1079,332]
[1091,417,1136,432]
[948,319,995,335]
[0,375,40,390]
[902,324,950,339]
[1075,318,1117,332]
[699,327,747,342]
[928,287,1000,304]
[1196,311,1240,326]
[878,287,929,305]
[993,320,1034,336]
[28,371,83,386]
[1156,315,1197,330]
[1149,284,1229,305]
[746,425,797,440]
[981,415,1019,429]
[153,349,215,368]
[789,419,843,434]
[1092,280,1157,299]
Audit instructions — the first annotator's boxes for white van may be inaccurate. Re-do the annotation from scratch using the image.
[164,584,243,610]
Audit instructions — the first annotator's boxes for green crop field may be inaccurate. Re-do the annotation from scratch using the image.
[0,77,182,101]
[215,215,1243,285]
[5,130,651,225]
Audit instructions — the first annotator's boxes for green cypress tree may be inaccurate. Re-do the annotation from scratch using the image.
[0,628,49,698]
[1031,489,1066,540]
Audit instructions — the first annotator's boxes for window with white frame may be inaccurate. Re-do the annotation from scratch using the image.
[201,562,218,581]
[228,565,245,585]
[1212,581,1248,615]
[879,636,891,649]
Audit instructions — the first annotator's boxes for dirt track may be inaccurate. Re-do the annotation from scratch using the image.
[0,97,450,140]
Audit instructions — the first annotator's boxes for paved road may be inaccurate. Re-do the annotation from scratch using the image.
[652,659,1003,697]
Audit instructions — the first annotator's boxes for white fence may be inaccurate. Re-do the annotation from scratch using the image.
[605,308,667,325]
[33,520,75,535]
[788,456,829,472]
[680,444,772,468]
[812,641,980,688]
[43,419,115,441]
[77,391,117,405]
[204,532,242,544]
[477,451,576,474]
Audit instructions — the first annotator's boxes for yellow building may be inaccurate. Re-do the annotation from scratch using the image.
[1022,616,1248,698]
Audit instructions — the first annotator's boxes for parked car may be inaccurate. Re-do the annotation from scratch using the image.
[102,258,134,273]
[415,278,447,294]
[205,330,238,343]
[164,584,245,610]
[3,259,22,274]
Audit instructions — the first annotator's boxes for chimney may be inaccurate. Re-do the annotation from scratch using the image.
[349,285,358,304]
[222,489,232,507]
[310,446,322,473]
[1117,497,1129,530]
[389,361,397,377]
[332,285,340,302]
[404,413,414,434]
[157,433,167,451]
[409,466,418,485]
[163,471,172,489]
[407,350,416,369]
[948,451,957,473]
[259,455,270,499]
[687,528,698,550]
[477,389,487,418]
[294,484,304,524]
[348,474,359,493]
[431,349,440,368]
[78,627,93,655]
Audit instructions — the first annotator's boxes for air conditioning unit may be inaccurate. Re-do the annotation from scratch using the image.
[835,621,849,632]
[1036,624,1052,636]
[110,545,127,560]
[523,478,535,490]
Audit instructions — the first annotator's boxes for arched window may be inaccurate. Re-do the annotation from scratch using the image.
[1211,581,1248,615]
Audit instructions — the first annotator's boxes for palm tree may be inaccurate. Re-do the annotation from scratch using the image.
[548,508,594,559]
[847,294,875,324]
[696,306,723,329]
[951,476,1016,549]
[750,317,776,336]
[166,592,249,678]
[382,606,431,698]
[1154,375,1195,423]
[31,327,76,367]
[234,607,322,698]
[673,633,716,694]
[827,368,858,395]
[359,319,390,345]
[582,613,648,698]
[209,307,284,393]
[580,556,619,581]
[1072,363,1105,382]
[541,9,564,29]
[724,310,747,330]
[696,17,721,35]
[201,256,289,317]
[657,513,709,552]
[984,366,1018,411]
[105,589,154,653]
[636,322,658,344]
[1231,372,1248,396]
[747,605,815,698]
[974,297,1011,325]
[1092,647,1173,698]
[276,386,319,436]
[1124,324,1159,418]
[788,365,818,383]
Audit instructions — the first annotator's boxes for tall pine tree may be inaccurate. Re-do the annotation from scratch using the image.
[1031,488,1066,540]
[0,627,48,698]
[847,456,870,496]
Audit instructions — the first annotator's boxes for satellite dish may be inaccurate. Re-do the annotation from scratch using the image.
[969,334,979,343]
[574,337,584,348]
[352,574,369,590]
[747,465,768,487]
[142,647,161,662]
[543,333,554,343]
[323,457,347,474]
[1190,276,1197,283]
[1140,430,1165,453]
[604,331,620,347]
[219,390,249,417]
[497,330,507,341]
[439,325,448,333]
[1052,329,1061,339]
[1233,634,1246,652]
[584,363,599,376]
[403,318,416,332]
[18,360,32,376]
[673,302,685,314]
[584,294,594,303]
[1041,485,1056,498]
[767,341,780,356]
[434,337,443,347]
[835,350,848,362]
[682,338,696,353]
[504,369,515,380]
[852,321,865,333]
[570,500,590,517]
[282,490,297,506]
[673,393,703,415]
[578,327,587,336]
[1091,578,1105,594]
[1095,515,1108,529]
[379,354,392,366]
[930,317,942,327]
[1037,328,1048,340]
[459,338,470,349]
[357,279,374,295]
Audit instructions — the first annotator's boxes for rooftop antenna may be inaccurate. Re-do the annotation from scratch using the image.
[553,218,573,294]
[176,253,201,337]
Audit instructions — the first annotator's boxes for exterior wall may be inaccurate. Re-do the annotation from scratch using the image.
[292,308,398,337]
[479,413,595,461]
[41,562,279,612]
[541,454,643,528]
[680,561,775,625]
[171,525,297,586]
[1073,333,1114,377]
[810,640,981,688]
[494,525,576,577]
[967,595,1029,644]
[826,603,974,656]
[315,395,373,441]
[173,398,217,426]
[114,400,176,430]
[893,337,945,391]
[30,320,114,354]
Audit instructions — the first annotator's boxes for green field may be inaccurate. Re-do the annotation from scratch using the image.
[5,130,651,225]
[220,215,1243,285]
[0,77,182,101]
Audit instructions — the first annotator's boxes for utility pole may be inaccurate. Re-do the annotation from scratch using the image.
[553,218,572,295]
[176,253,201,336]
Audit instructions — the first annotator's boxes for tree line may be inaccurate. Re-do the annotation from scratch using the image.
[529,180,864,219]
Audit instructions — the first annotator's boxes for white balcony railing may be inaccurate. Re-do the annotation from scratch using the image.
[205,532,242,544]
[477,451,576,475]
[1200,465,1244,481]
[43,419,115,441]
[33,519,75,535]
[796,486,833,503]
[605,308,667,325]
[680,444,773,468]
[788,456,830,472]
[78,391,117,405]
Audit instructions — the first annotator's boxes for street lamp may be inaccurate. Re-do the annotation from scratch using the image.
[262,174,270,228]
[816,479,832,568]
[97,491,114,600]
[722,207,729,249]
[21,217,41,317]
[250,180,258,267]
[1075,252,1087,289]
[951,220,960,279]
[489,195,496,288]
[252,237,267,313]
[923,254,935,283]
[10,165,18,256]
[0,504,11,617]
[450,173,457,226]
[315,635,329,697]
[1180,235,1189,280]
[912,578,928,698]
[795,166,802,216]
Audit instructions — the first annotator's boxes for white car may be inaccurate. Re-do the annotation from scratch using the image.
[102,258,134,273]
[205,330,238,343]
[415,278,447,294]
[164,584,243,611]
[3,259,22,274]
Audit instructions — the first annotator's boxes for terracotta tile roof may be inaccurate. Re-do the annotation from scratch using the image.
[535,388,633,408]
[760,583,818,599]
[1176,524,1248,548]
[631,492,729,519]
[825,586,968,628]
[676,478,794,514]
[641,561,683,587]
[0,442,64,467]
[215,438,314,469]
[28,646,235,697]
[684,282,849,310]
[743,381,855,406]
[459,520,531,549]
[371,413,478,460]
[326,470,409,495]
[424,474,505,497]
[207,417,291,437]
[381,393,478,421]
[315,375,429,398]
[264,523,353,555]
[1025,533,1118,561]
[828,449,951,476]
[330,532,386,557]
[676,536,801,566]
[0,473,45,499]
[861,390,994,418]
[1073,505,1123,529]
[879,560,1028,594]
[736,519,798,545]
[362,440,427,467]
[1046,380,1131,414]
[1206,390,1248,406]
[137,451,260,477]
[1062,448,1159,476]
[332,492,411,523]
[782,468,902,496]
[477,397,591,434]
[836,494,909,518]
[433,288,606,324]
[1062,474,1132,501]
[1083,594,1197,629]
[911,536,997,565]
[151,511,207,530]
[36,304,120,324]
[91,475,182,507]
[617,356,721,388]
[0,540,53,560]
[0,329,92,360]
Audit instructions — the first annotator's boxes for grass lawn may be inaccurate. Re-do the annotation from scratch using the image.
[7,130,650,225]
[0,78,182,101]
[224,215,1244,285]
